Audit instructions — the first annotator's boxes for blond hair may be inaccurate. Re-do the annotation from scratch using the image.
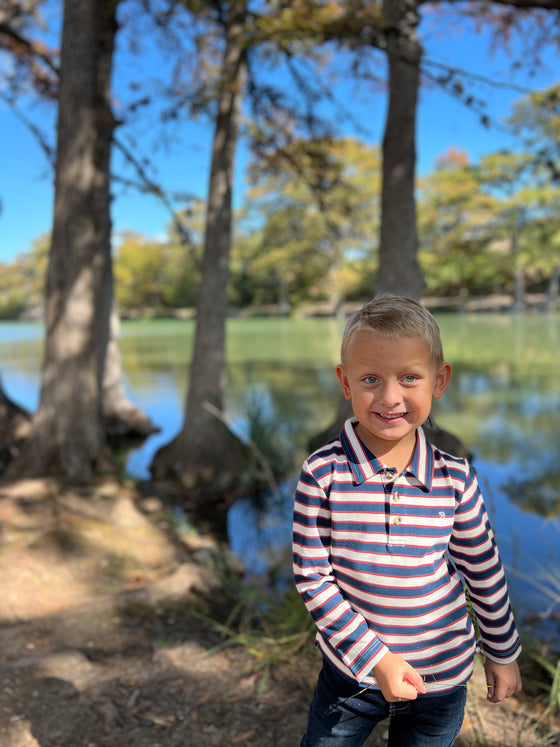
[341,294,444,368]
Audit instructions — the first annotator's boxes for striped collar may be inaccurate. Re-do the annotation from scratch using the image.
[339,418,434,490]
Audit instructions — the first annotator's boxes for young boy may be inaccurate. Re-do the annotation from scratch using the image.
[293,295,522,747]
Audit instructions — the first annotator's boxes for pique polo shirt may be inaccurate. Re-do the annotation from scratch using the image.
[293,418,521,692]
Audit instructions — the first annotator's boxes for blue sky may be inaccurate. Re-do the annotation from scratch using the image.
[0,9,558,265]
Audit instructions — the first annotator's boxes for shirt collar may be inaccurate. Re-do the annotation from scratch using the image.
[340,418,434,490]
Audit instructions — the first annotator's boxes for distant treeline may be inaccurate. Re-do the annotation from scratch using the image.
[2,138,559,320]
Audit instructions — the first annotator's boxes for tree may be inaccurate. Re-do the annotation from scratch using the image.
[377,0,424,298]
[8,0,120,479]
[376,0,560,297]
[418,149,504,298]
[305,0,560,455]
[113,213,204,315]
[478,151,535,309]
[150,0,252,494]
[508,82,560,307]
[235,137,382,312]
[147,0,378,496]
[0,233,50,318]
[242,1,560,304]
[479,149,560,306]
[2,1,156,470]
[149,0,560,494]
[0,0,58,101]
[509,82,560,180]
[114,234,170,312]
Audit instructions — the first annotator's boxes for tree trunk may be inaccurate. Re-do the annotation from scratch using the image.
[0,376,32,474]
[8,0,118,480]
[510,222,526,312]
[377,0,424,299]
[150,0,251,498]
[546,263,560,310]
[311,1,425,453]
[513,266,526,312]
[102,302,159,438]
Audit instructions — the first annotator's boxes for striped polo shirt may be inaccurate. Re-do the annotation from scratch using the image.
[293,418,521,692]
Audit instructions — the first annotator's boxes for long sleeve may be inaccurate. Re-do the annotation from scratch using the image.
[448,466,521,664]
[293,460,388,681]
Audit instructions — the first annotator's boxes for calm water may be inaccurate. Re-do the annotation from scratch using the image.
[1,314,559,639]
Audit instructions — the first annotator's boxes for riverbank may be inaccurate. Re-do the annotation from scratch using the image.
[10,291,558,323]
[0,476,558,746]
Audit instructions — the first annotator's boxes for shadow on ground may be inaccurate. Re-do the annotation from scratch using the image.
[0,478,554,746]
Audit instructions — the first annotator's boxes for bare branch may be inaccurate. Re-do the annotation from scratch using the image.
[113,136,195,247]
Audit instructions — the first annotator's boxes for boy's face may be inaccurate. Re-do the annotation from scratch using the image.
[336,329,451,460]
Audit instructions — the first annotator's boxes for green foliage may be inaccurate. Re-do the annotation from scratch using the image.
[418,144,560,299]
[230,136,381,311]
[114,234,167,311]
[114,231,202,315]
[509,82,560,184]
[0,233,49,318]
[418,149,506,296]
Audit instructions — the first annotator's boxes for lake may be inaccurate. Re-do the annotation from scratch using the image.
[1,314,559,642]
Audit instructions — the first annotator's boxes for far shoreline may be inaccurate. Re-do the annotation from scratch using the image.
[1,291,558,324]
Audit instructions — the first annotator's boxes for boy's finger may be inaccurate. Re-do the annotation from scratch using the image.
[486,671,496,701]
[403,672,427,694]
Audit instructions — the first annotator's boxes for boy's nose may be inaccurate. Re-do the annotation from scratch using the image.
[379,381,402,407]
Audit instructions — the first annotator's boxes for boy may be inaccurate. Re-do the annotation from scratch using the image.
[293,295,521,747]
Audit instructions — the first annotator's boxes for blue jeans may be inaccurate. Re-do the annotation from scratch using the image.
[301,660,467,747]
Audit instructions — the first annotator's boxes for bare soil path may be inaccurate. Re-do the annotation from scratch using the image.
[0,478,556,747]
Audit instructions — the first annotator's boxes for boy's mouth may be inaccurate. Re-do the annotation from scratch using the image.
[376,412,408,422]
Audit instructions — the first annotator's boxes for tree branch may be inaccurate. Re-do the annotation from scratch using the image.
[112,136,194,247]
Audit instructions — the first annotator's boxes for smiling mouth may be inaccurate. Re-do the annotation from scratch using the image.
[376,412,408,421]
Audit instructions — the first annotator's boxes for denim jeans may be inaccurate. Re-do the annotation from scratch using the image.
[301,660,467,747]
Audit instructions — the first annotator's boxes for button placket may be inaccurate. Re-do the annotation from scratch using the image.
[384,474,406,547]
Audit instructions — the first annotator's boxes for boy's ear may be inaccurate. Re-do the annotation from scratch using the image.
[335,364,352,400]
[433,362,452,399]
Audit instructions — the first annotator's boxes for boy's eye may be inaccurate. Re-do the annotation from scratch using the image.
[402,375,418,383]
[362,376,378,384]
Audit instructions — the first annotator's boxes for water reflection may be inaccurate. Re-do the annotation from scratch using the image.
[503,464,560,518]
[227,480,297,593]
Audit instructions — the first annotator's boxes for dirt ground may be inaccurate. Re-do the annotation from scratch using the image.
[0,477,557,747]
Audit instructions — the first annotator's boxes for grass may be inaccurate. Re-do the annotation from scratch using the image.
[515,544,560,720]
[193,581,317,696]
[530,652,560,717]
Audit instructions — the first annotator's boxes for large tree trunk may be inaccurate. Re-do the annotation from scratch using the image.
[8,0,118,480]
[150,0,251,500]
[377,0,424,299]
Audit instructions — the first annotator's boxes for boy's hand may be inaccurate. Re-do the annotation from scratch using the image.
[373,651,427,702]
[484,658,522,703]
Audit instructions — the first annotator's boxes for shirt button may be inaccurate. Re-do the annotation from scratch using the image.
[393,494,400,503]
[393,517,402,526]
